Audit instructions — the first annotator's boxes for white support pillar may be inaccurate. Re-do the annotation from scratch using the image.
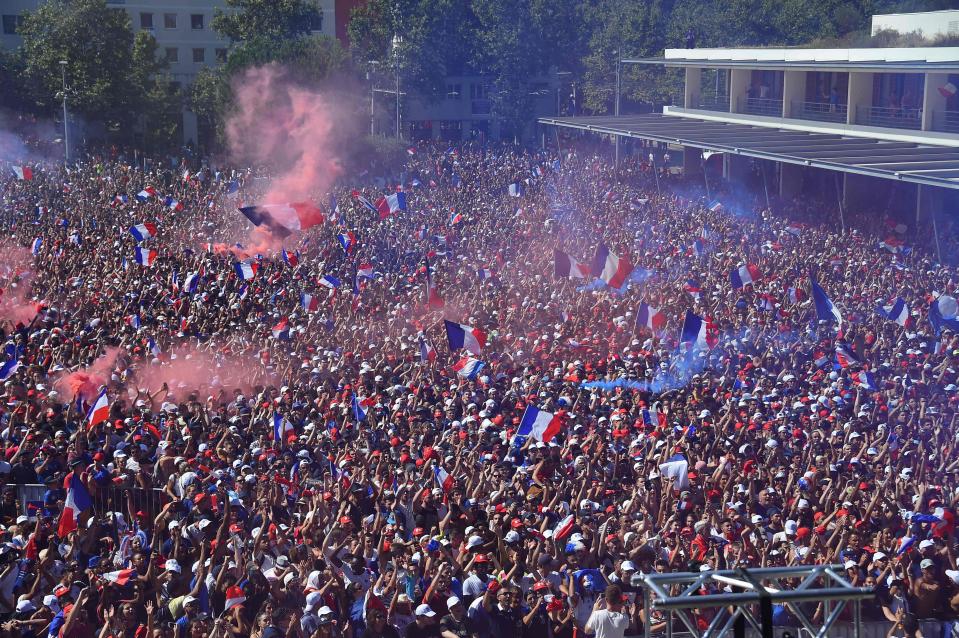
[846,72,873,125]
[923,72,948,131]
[782,71,805,118]
[729,69,750,113]
[685,67,702,109]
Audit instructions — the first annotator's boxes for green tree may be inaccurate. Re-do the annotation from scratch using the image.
[212,0,319,42]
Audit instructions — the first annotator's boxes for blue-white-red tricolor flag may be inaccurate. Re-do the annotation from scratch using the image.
[129,223,157,242]
[434,466,454,492]
[876,298,909,326]
[452,356,484,380]
[234,260,258,280]
[134,248,157,266]
[57,471,93,537]
[680,310,708,351]
[730,264,762,289]
[86,389,110,429]
[444,320,487,355]
[591,244,633,289]
[273,413,295,442]
[636,302,666,332]
[516,405,563,443]
[300,293,320,312]
[810,274,842,323]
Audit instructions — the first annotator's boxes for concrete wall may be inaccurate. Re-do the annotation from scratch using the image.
[923,72,950,131]
[729,69,750,113]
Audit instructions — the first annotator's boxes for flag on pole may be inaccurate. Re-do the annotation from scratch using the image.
[679,310,708,351]
[134,248,157,267]
[810,274,842,323]
[102,569,137,586]
[636,302,666,331]
[418,335,436,363]
[273,413,295,442]
[86,389,110,429]
[300,293,320,312]
[444,320,487,355]
[136,186,157,201]
[234,260,258,280]
[591,244,633,289]
[876,298,909,326]
[730,264,762,289]
[238,202,325,236]
[515,405,563,443]
[12,166,33,181]
[57,471,92,537]
[554,249,591,280]
[129,223,157,242]
[452,356,484,380]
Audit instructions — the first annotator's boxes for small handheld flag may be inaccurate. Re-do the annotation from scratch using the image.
[444,320,487,355]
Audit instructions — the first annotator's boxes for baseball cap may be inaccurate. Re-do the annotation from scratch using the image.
[165,559,182,573]
[446,596,462,609]
[415,604,436,617]
[919,539,935,550]
[920,558,935,569]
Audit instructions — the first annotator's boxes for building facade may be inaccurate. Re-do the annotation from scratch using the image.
[1,0,359,147]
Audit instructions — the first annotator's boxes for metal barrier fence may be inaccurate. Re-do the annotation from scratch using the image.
[624,620,959,638]
[11,483,168,521]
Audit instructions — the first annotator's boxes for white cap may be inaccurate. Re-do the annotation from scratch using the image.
[415,603,436,617]
[784,520,798,535]
[621,560,637,572]
[919,539,935,550]
[165,559,182,573]
[920,558,935,569]
[466,535,484,548]
[446,596,462,609]
[304,591,323,612]
[873,552,887,561]
[946,569,959,584]
[844,560,857,569]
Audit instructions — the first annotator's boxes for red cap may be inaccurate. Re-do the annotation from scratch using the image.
[474,554,489,564]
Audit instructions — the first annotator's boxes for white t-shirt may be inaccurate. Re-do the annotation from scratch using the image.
[585,608,630,638]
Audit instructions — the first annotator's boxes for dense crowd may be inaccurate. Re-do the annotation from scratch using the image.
[0,138,956,638]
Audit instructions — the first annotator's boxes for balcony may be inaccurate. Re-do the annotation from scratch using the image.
[790,100,847,124]
[931,110,959,134]
[738,97,783,117]
[686,95,729,113]
[855,105,922,130]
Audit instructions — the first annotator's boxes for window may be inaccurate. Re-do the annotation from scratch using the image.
[140,12,153,29]
[308,9,323,32]
[445,83,461,99]
[165,47,178,63]
[215,48,227,63]
[470,82,488,100]
[192,48,205,63]
[190,14,204,30]
[163,13,176,29]
[1,15,20,35]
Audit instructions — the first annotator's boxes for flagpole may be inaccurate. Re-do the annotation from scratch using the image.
[760,160,771,213]
[648,152,661,197]
[834,173,846,235]
[702,154,712,202]
[932,210,943,263]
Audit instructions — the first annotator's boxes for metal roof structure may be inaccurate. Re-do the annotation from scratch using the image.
[538,113,959,190]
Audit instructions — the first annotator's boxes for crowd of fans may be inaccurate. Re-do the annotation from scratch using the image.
[0,138,956,638]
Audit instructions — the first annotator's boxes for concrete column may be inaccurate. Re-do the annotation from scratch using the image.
[682,145,700,177]
[685,67,702,109]
[923,72,948,131]
[779,162,802,200]
[729,69,750,113]
[846,72,874,125]
[782,70,806,118]
[726,154,750,185]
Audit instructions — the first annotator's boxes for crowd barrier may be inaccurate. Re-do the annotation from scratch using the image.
[11,483,168,522]
[627,619,959,638]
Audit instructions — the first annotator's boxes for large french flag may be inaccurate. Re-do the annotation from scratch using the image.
[516,405,563,443]
[680,310,708,351]
[300,292,320,312]
[224,586,246,612]
[636,302,666,331]
[591,244,633,289]
[434,466,454,492]
[452,356,484,380]
[386,192,407,213]
[271,318,290,340]
[876,298,909,326]
[12,166,33,181]
[102,569,137,586]
[810,275,842,323]
[554,249,591,280]
[273,413,295,442]
[238,202,325,236]
[419,335,436,363]
[318,274,341,289]
[835,343,860,368]
[234,260,258,280]
[553,514,575,541]
[129,223,157,242]
[642,408,666,427]
[444,320,487,355]
[134,247,157,266]
[730,264,762,289]
[86,389,110,430]
[136,186,156,201]
[57,471,93,537]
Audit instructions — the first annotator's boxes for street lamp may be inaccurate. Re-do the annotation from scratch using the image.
[59,60,69,162]
[392,34,403,139]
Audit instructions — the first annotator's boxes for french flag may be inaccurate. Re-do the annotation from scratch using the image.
[224,586,246,612]
[31,237,42,256]
[352,394,374,421]
[449,211,463,225]
[318,274,341,289]
[835,343,860,368]
[12,166,33,181]
[273,413,295,442]
[730,264,762,289]
[86,389,110,429]
[164,196,183,211]
[877,298,909,326]
[134,247,157,267]
[896,536,915,555]
[684,279,702,300]
[434,466,454,492]
[419,335,436,364]
[636,302,666,332]
[353,191,379,214]
[102,569,137,586]
[554,249,591,280]
[147,338,160,358]
[272,318,291,340]
[444,320,487,355]
[112,194,128,207]
[373,197,392,219]
[300,292,320,312]
[184,272,200,294]
[785,222,805,236]
[477,268,493,281]
[57,471,93,537]
[591,244,633,289]
[136,186,156,201]
[129,223,157,242]
[508,183,524,197]
[127,314,141,330]
[642,408,666,427]
[452,356,484,380]
[357,263,375,280]
[386,192,407,213]
[282,248,299,267]
[234,260,258,280]
[680,310,708,351]
[787,286,807,305]
[690,239,705,257]
[708,200,722,212]
[852,371,876,390]
[553,514,575,541]
[0,352,20,382]
[516,405,563,443]
[239,202,325,235]
[810,274,842,323]
[879,237,908,254]
[337,231,356,254]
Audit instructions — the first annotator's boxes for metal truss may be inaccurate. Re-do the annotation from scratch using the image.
[639,564,875,638]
